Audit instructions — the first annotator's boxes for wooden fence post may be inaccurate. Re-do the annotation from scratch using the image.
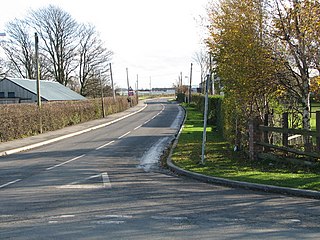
[248,117,262,160]
[316,111,320,153]
[282,112,288,147]
[264,114,269,152]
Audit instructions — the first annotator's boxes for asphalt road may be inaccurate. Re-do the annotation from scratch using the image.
[0,99,319,239]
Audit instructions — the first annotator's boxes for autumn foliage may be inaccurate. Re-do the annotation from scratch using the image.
[206,0,320,149]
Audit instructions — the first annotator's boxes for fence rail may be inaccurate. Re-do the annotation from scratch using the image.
[248,111,320,160]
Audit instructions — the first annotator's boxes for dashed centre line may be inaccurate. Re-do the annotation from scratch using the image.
[96,140,115,150]
[118,131,131,139]
[0,179,21,189]
[46,154,86,171]
[1,104,167,189]
[134,125,143,130]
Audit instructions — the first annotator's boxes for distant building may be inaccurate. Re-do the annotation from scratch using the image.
[0,77,86,104]
[116,87,176,96]
[138,88,176,96]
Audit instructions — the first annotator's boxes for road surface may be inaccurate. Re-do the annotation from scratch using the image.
[0,99,319,239]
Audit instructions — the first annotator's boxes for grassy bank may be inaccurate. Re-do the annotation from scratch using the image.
[171,104,320,191]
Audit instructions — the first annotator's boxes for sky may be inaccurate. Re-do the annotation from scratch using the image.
[0,0,209,89]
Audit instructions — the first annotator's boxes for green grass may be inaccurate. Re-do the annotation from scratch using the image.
[171,105,320,191]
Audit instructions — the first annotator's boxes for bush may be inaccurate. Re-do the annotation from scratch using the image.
[0,96,137,142]
[191,94,224,133]
[176,93,186,103]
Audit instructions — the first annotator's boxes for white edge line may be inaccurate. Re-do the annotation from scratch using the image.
[0,179,21,189]
[46,154,86,171]
[96,140,115,150]
[0,104,147,157]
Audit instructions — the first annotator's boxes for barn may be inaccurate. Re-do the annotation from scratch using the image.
[0,77,86,104]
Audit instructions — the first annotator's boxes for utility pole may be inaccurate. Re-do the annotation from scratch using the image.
[109,63,116,101]
[100,71,105,118]
[201,74,210,165]
[126,67,130,96]
[189,63,193,103]
[35,33,41,108]
[136,74,139,98]
[149,76,152,96]
[35,32,42,134]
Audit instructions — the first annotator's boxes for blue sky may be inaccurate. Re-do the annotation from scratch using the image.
[0,0,209,89]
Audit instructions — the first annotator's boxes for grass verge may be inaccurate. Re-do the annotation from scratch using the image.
[171,104,320,191]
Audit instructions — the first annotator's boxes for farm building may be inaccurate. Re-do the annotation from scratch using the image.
[0,77,86,104]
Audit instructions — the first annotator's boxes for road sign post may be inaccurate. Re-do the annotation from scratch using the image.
[201,74,209,165]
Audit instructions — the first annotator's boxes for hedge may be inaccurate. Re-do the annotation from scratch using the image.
[0,96,137,142]
[191,94,224,133]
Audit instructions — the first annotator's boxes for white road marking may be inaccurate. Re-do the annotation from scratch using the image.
[58,172,111,189]
[58,184,103,189]
[0,179,21,189]
[101,215,133,219]
[142,104,165,125]
[93,220,125,224]
[50,215,75,219]
[101,172,112,188]
[96,140,115,150]
[151,216,188,220]
[48,221,59,224]
[0,104,147,157]
[46,154,86,170]
[118,131,131,139]
[134,124,142,130]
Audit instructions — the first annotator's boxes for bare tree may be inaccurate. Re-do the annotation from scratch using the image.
[77,24,113,96]
[0,58,10,78]
[29,5,79,85]
[1,19,35,79]
[193,49,209,93]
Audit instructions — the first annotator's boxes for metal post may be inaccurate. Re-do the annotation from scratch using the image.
[201,74,210,164]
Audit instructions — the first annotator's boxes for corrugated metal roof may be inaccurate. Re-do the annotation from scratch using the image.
[3,77,86,101]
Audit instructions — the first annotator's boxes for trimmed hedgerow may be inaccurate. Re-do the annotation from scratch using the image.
[0,96,138,142]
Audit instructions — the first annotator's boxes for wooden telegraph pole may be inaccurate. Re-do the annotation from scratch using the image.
[189,63,193,103]
[109,63,116,101]
[35,32,42,134]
